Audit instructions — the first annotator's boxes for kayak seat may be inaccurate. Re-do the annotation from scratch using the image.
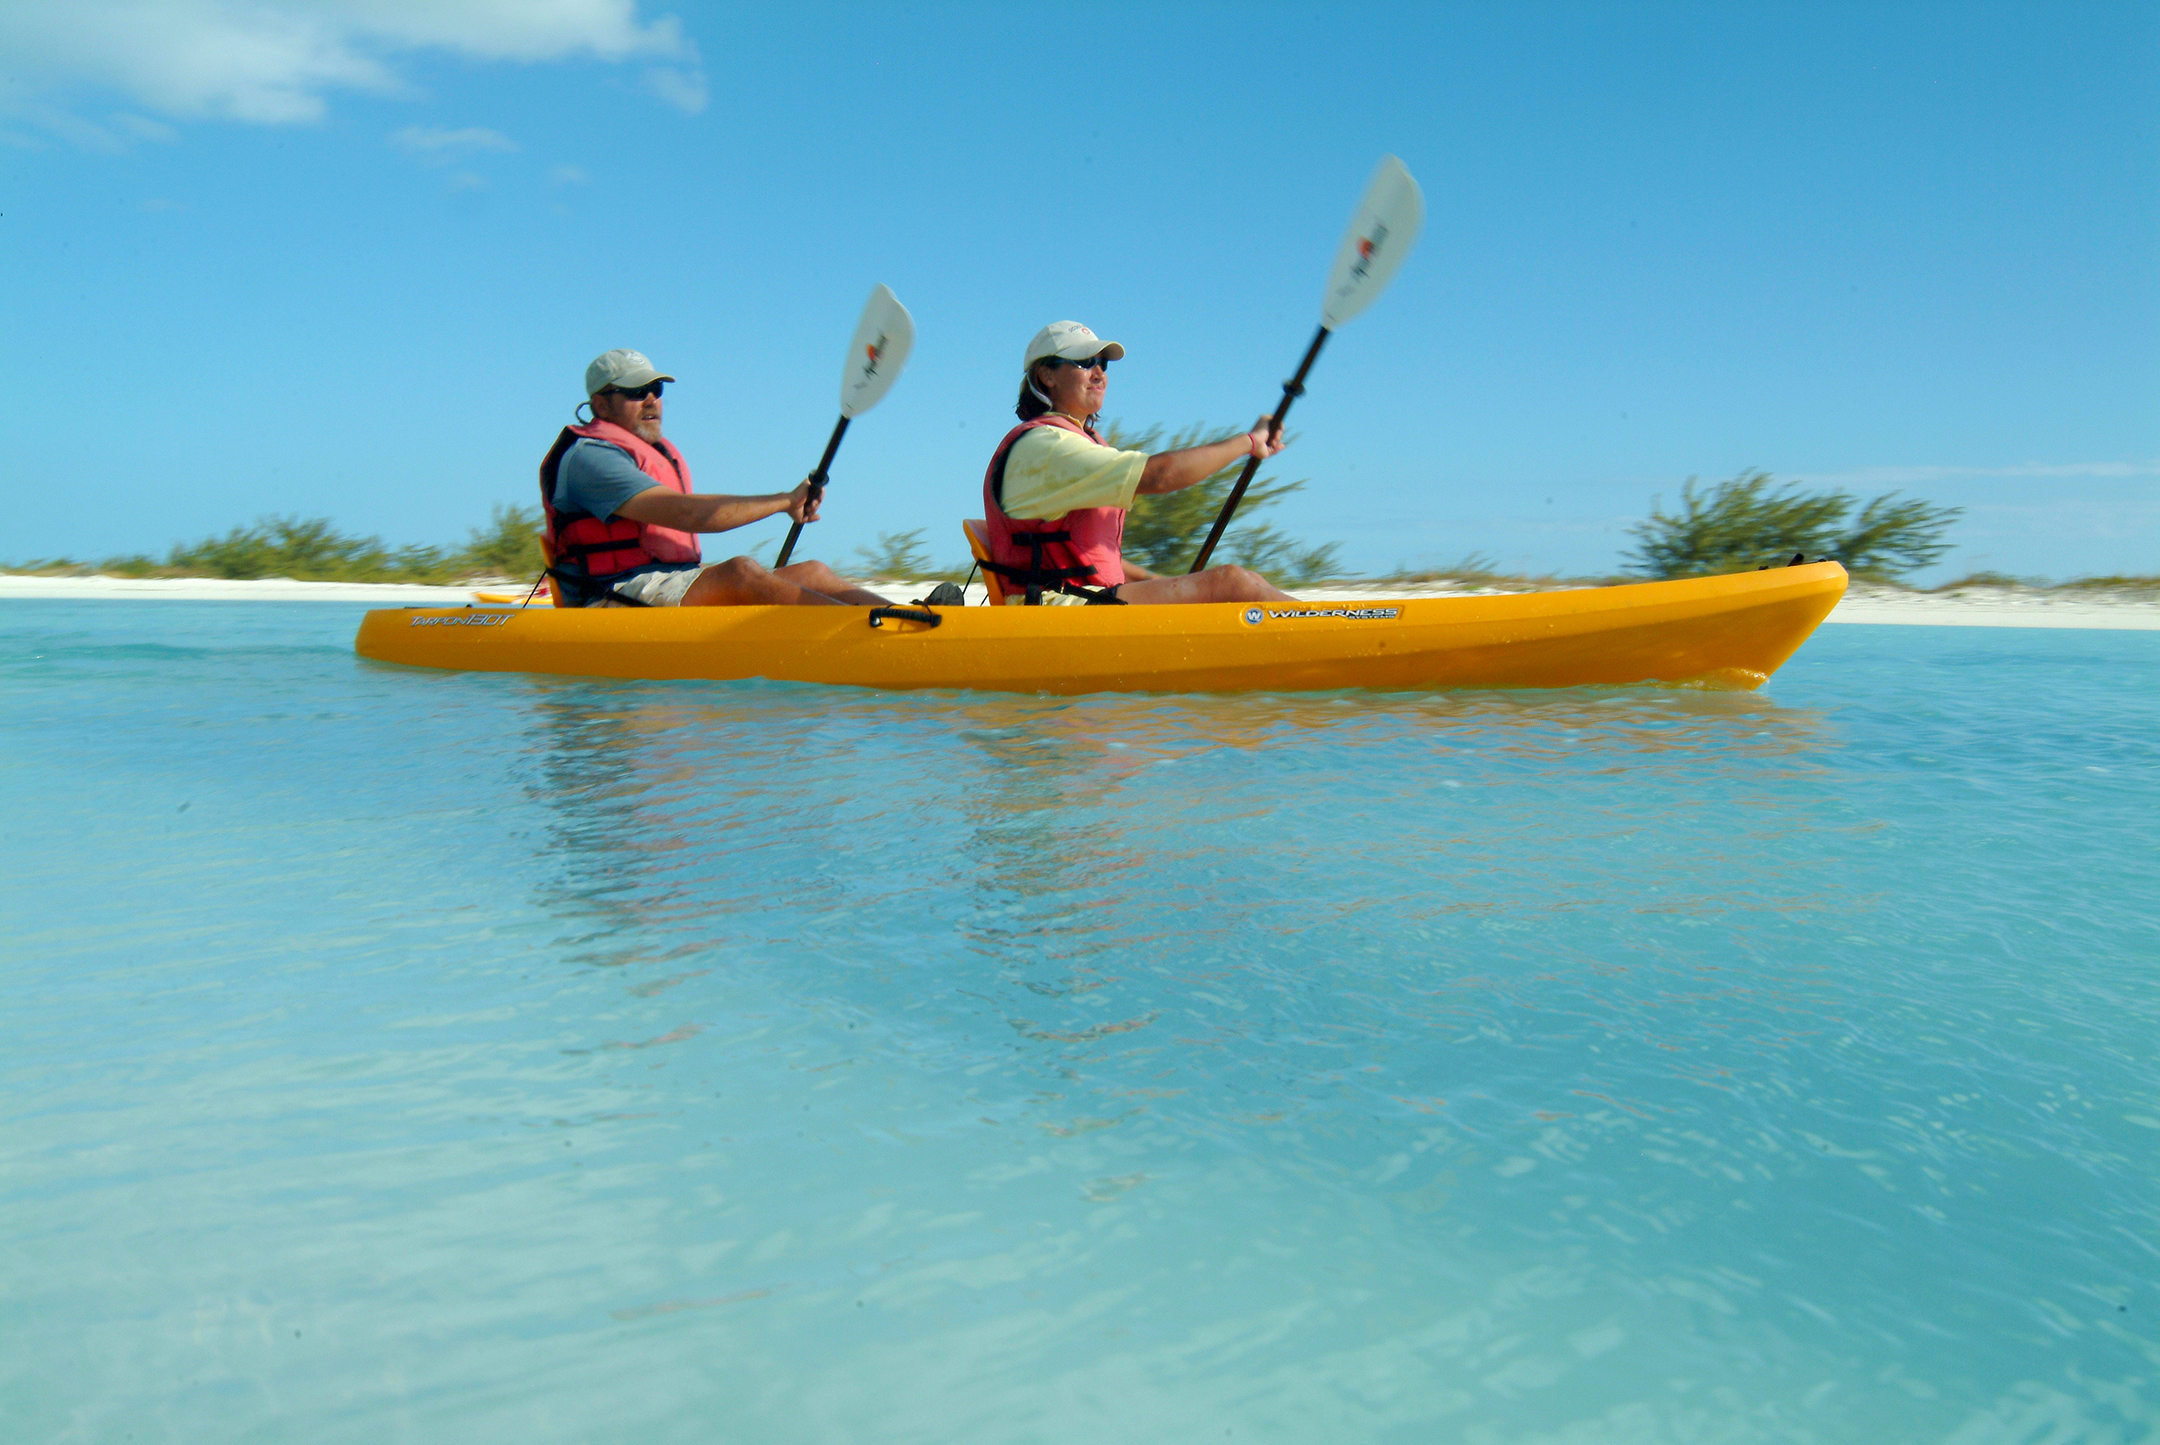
[536,535,567,608]
[962,519,1011,607]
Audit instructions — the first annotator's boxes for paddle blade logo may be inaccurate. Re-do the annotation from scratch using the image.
[1354,230,1380,276]
[1340,224,1388,293]
[861,333,886,380]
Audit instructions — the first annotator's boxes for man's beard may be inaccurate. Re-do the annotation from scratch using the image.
[629,416,664,443]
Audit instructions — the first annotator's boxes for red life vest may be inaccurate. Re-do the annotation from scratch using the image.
[980,414,1128,603]
[538,420,702,603]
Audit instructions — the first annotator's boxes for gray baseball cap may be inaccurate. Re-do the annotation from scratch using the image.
[584,348,676,396]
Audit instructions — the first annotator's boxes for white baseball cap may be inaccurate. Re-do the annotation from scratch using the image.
[1022,321,1125,373]
[584,348,676,396]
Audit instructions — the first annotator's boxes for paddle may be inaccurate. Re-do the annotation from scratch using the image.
[1187,155,1425,573]
[773,283,916,568]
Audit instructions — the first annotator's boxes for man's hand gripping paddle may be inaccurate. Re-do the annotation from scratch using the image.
[1187,156,1425,573]
[773,283,916,568]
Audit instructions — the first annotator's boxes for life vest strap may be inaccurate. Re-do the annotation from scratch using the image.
[974,557,1125,606]
[976,558,1096,583]
[555,534,646,561]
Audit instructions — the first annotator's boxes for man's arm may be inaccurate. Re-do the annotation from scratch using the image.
[1136,417,1286,496]
[617,479,818,534]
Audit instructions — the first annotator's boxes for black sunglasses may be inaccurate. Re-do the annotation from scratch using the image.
[1046,354,1110,373]
[606,381,665,400]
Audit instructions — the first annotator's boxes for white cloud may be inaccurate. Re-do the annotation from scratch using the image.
[549,164,590,186]
[4,103,181,154]
[392,125,519,163]
[0,0,703,140]
[644,65,708,115]
[110,113,181,144]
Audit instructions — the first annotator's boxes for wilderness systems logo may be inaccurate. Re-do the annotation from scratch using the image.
[409,613,510,627]
[1264,605,1401,622]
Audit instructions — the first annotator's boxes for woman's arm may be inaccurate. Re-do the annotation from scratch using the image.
[1136,417,1285,495]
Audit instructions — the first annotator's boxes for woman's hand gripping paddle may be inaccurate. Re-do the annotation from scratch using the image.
[773,283,916,568]
[1187,156,1425,573]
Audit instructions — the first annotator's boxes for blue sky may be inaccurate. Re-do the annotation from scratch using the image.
[4,1,2155,582]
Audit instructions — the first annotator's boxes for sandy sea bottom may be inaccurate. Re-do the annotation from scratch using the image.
[2,601,2156,1444]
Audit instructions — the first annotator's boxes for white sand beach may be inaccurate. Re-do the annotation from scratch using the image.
[1810,581,2160,630]
[1301,579,2160,630]
[0,575,502,604]
[5,572,2157,629]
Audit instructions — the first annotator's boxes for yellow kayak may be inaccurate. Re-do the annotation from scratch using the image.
[354,562,1846,694]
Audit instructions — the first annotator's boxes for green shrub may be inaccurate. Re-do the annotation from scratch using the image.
[2059,574,2160,593]
[98,508,546,585]
[451,504,545,580]
[164,516,432,581]
[92,554,171,578]
[1626,471,1961,581]
[1928,571,2035,591]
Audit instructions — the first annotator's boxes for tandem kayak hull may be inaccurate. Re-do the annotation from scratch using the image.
[354,562,1847,694]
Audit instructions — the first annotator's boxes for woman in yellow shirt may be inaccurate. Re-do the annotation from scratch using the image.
[981,321,1299,605]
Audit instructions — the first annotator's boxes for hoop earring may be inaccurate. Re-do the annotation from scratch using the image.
[575,401,594,424]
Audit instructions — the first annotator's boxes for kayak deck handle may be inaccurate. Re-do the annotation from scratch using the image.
[868,605,942,629]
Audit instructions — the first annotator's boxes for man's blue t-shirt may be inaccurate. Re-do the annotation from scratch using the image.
[554,437,662,523]
[551,437,698,599]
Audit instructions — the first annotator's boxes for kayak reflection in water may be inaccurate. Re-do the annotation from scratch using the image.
[979,322,1301,606]
[538,348,892,609]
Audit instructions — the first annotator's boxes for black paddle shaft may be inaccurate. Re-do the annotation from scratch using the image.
[1187,325,1332,574]
[773,414,851,568]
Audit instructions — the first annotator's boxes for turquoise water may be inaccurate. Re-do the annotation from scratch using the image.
[3,601,2156,1444]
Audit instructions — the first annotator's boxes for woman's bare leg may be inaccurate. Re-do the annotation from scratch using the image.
[1113,565,1294,605]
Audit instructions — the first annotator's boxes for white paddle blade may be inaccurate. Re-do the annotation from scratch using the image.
[1320,155,1424,329]
[838,283,915,419]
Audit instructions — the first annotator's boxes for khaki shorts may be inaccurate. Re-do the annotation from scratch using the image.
[594,568,703,607]
[1002,590,1094,607]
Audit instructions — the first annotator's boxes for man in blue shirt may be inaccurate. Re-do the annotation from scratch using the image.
[547,349,890,608]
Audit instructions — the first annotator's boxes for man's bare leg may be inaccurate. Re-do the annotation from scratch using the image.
[772,560,891,606]
[1113,565,1294,605]
[681,556,860,606]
